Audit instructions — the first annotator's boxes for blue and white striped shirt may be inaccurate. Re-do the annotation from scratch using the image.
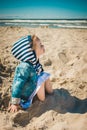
[11,35,43,74]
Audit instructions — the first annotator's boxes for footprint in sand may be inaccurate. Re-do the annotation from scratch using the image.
[44,59,52,66]
[58,52,69,64]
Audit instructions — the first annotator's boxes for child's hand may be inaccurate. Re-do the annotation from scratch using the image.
[8,104,20,113]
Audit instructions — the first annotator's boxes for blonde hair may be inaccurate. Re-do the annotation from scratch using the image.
[31,35,40,50]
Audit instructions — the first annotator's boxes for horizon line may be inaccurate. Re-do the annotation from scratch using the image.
[0,18,87,20]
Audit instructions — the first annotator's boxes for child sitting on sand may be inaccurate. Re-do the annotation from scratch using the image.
[8,35,53,112]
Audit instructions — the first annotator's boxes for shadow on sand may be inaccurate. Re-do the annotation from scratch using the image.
[13,88,87,127]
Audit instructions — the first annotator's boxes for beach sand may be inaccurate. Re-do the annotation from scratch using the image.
[0,26,87,130]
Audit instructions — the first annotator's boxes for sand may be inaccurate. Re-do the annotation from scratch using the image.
[0,26,87,130]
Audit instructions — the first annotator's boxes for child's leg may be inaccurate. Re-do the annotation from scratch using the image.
[37,78,53,102]
[37,82,45,101]
[45,78,53,94]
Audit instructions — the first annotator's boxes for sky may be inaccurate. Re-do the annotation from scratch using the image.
[0,0,87,19]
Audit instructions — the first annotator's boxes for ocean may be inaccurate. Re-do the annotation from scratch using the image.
[0,19,87,29]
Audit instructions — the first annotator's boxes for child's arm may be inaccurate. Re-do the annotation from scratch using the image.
[8,65,30,112]
[8,97,21,112]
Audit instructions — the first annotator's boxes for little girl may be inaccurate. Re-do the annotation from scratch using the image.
[8,35,53,112]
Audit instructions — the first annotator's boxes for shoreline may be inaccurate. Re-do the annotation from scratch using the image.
[0,19,87,29]
[0,25,87,30]
[0,25,87,29]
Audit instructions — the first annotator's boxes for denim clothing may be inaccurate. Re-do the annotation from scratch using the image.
[20,71,50,109]
[11,61,50,109]
[11,61,37,104]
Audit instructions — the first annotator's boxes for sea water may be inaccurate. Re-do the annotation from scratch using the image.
[0,19,87,29]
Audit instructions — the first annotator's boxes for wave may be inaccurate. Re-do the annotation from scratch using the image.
[0,19,87,23]
[0,19,87,29]
[53,24,87,29]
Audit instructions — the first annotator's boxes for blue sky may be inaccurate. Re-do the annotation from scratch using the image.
[0,0,87,19]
